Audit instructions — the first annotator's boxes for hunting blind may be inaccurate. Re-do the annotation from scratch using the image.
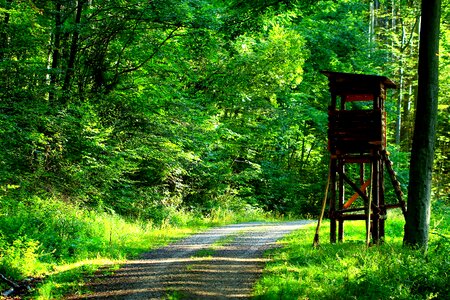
[322,71,406,245]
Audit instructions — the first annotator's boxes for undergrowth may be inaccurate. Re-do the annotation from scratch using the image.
[254,207,449,300]
[0,195,271,299]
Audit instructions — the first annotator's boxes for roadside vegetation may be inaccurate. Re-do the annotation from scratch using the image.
[0,195,271,299]
[254,202,449,300]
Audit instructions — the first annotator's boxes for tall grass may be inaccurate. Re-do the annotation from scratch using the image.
[0,196,270,299]
[254,209,449,300]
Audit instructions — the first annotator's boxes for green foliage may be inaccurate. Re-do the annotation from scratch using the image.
[3,0,430,222]
[0,236,47,280]
[0,0,319,220]
[255,213,450,300]
[0,0,449,296]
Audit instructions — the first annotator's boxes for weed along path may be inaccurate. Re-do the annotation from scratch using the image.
[67,221,312,299]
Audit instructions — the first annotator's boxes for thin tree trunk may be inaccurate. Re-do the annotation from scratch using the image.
[404,0,441,250]
[395,22,405,145]
[0,0,12,90]
[303,139,317,171]
[299,137,306,170]
[62,0,85,98]
[369,1,375,47]
[0,0,12,61]
[391,0,396,61]
[49,1,62,104]
[401,14,420,150]
[287,134,299,171]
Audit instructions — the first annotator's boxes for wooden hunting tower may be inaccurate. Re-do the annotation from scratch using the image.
[323,71,406,245]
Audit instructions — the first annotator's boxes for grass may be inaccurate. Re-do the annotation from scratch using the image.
[191,248,215,258]
[0,196,273,299]
[32,261,107,300]
[190,231,243,258]
[254,208,450,300]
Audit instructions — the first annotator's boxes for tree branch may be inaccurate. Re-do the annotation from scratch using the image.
[105,25,181,92]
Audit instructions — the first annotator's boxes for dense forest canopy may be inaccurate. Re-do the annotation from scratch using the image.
[0,0,449,222]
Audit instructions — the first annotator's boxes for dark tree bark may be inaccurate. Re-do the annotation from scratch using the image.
[404,0,441,249]
[0,0,12,61]
[62,0,86,98]
[0,0,12,91]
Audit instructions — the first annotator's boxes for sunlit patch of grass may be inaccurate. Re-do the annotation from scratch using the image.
[191,249,215,258]
[165,289,188,300]
[212,232,242,248]
[34,261,102,300]
[191,228,249,259]
[51,259,119,274]
[255,212,450,300]
[191,233,240,259]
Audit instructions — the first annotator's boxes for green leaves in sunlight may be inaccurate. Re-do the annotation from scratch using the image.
[0,236,47,280]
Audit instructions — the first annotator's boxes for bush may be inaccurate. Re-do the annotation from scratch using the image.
[0,236,48,280]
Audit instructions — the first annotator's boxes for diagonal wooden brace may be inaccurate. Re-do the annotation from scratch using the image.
[338,171,379,213]
[343,179,371,209]
[338,171,369,203]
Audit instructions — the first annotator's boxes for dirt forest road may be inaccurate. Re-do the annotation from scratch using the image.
[67,221,312,300]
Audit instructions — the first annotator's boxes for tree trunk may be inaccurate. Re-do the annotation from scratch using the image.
[404,0,441,249]
[395,22,405,145]
[0,0,12,61]
[0,0,12,91]
[62,0,85,98]
[49,1,62,104]
[401,13,420,150]
[369,1,375,46]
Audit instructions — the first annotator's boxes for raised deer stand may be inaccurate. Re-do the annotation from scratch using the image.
[323,71,406,245]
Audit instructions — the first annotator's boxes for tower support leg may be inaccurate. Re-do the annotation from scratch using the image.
[330,158,337,243]
[372,156,380,245]
[338,159,345,242]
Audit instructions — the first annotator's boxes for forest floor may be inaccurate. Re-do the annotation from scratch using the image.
[64,220,312,300]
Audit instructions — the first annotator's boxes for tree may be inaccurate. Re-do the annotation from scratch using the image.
[404,0,441,249]
[4,0,447,224]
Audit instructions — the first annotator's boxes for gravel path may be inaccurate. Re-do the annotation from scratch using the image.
[67,221,312,300]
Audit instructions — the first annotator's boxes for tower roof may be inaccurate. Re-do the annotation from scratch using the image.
[321,71,397,91]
